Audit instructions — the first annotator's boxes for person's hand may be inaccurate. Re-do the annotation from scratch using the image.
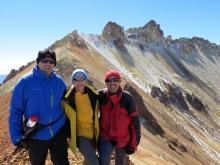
[15,139,28,149]
[124,145,135,155]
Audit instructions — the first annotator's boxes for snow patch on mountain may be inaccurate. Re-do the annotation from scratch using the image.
[81,34,151,92]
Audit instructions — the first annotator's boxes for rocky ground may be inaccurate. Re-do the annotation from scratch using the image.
[1,147,133,165]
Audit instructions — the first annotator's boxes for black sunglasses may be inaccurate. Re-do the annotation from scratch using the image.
[40,58,55,64]
[73,77,86,82]
[105,77,119,83]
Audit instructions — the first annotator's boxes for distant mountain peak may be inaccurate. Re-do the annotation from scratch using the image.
[126,20,164,43]
[102,21,125,41]
[142,19,157,29]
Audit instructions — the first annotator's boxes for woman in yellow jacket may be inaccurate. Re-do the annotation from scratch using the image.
[62,69,99,165]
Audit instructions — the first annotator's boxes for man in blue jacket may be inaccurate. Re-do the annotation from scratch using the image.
[9,50,69,165]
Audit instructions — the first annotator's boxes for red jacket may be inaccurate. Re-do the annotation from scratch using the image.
[98,88,141,151]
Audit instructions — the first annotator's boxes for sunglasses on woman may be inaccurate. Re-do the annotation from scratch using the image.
[73,77,86,82]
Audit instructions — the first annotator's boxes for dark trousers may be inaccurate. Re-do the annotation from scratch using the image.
[27,127,69,165]
[77,136,99,165]
[98,138,127,165]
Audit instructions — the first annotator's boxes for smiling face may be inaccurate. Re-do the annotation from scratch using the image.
[38,57,55,75]
[105,76,121,93]
[72,76,86,93]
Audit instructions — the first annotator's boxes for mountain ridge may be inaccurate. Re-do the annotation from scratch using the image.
[0,75,7,84]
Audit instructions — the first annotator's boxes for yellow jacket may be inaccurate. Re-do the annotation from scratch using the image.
[62,85,100,153]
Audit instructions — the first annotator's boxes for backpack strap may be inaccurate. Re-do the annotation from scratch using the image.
[23,112,64,138]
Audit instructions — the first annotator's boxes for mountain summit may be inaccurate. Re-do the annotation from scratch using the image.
[102,21,125,41]
[126,20,164,43]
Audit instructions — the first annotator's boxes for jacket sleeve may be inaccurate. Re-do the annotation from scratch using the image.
[127,93,141,149]
[62,101,72,120]
[62,99,77,153]
[130,116,141,147]
[97,89,105,105]
[8,79,26,145]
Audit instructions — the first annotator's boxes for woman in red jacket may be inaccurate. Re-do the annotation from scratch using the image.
[98,70,141,165]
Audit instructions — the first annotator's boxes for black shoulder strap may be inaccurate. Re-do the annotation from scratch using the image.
[23,112,65,139]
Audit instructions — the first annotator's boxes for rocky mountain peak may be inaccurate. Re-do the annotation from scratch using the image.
[102,21,125,41]
[126,20,164,43]
[142,20,164,42]
[143,20,157,29]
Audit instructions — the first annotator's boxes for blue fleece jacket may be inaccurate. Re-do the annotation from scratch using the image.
[9,65,66,145]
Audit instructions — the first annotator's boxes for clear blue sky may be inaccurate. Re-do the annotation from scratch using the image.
[0,0,219,74]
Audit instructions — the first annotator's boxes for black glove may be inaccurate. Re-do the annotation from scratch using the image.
[124,145,135,155]
[15,139,28,149]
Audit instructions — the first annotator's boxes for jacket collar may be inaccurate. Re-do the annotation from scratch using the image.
[107,87,123,104]
[64,84,98,111]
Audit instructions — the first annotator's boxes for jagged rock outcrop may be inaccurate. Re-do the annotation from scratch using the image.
[165,35,173,44]
[172,38,197,54]
[172,37,220,56]
[191,37,220,58]
[168,138,187,155]
[185,92,208,114]
[142,20,164,42]
[151,82,209,114]
[3,69,17,83]
[102,21,125,42]
[126,20,164,43]
[191,37,220,52]
[102,21,127,50]
[151,83,189,112]
[3,61,34,83]
[124,84,165,136]
[150,86,171,107]
[164,82,189,111]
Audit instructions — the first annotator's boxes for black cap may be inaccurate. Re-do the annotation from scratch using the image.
[36,50,57,66]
